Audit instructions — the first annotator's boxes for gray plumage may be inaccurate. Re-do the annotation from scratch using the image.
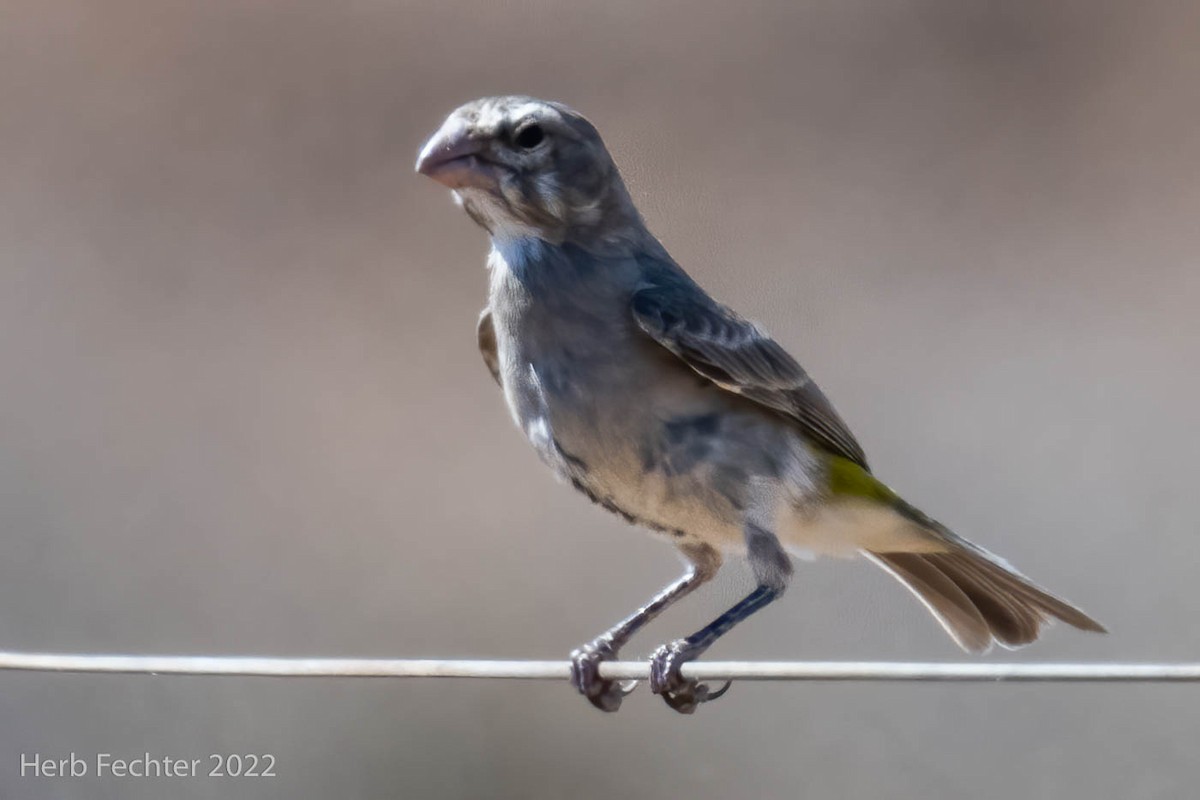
[417,96,1104,713]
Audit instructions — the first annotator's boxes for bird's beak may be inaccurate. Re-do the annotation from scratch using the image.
[415,120,497,191]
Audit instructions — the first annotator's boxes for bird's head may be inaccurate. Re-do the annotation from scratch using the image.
[416,96,643,248]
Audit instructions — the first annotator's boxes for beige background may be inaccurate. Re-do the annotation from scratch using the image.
[2,1,1198,797]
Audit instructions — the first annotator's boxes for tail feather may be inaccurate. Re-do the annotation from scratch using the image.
[821,456,1105,651]
[869,539,1106,653]
[864,552,993,653]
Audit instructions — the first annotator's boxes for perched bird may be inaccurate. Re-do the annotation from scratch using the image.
[415,96,1105,713]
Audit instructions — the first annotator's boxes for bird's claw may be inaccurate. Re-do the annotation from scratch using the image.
[570,636,637,712]
[649,638,731,714]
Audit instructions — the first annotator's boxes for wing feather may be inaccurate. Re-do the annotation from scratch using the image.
[631,285,869,469]
[477,306,501,386]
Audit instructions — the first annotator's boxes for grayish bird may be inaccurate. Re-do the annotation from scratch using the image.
[415,96,1105,713]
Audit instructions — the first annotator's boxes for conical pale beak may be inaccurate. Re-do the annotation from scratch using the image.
[415,120,497,190]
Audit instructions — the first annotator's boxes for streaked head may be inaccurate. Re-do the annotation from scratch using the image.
[416,96,641,245]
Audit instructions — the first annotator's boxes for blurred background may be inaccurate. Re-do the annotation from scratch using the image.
[1,0,1198,797]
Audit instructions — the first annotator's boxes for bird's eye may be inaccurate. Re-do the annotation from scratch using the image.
[513,124,545,149]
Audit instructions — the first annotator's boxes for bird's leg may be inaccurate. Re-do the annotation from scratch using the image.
[650,523,793,713]
[571,542,721,712]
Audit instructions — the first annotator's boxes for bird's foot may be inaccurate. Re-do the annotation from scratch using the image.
[570,636,638,712]
[649,638,731,714]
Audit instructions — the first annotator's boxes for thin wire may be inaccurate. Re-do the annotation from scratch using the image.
[0,652,1198,682]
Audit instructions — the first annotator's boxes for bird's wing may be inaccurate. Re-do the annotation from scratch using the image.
[477,306,501,386]
[631,285,869,469]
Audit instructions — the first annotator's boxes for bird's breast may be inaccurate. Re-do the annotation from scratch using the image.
[484,239,751,542]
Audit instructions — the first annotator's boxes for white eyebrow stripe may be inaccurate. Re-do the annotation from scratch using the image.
[475,102,510,131]
[511,102,546,122]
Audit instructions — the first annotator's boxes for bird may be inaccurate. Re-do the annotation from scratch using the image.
[415,96,1105,714]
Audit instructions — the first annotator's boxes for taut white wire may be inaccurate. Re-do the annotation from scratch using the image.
[0,652,1197,682]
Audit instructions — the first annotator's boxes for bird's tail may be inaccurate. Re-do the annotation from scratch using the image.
[816,456,1105,652]
[866,498,1106,653]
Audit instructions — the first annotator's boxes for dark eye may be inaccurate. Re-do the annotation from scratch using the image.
[513,124,545,149]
